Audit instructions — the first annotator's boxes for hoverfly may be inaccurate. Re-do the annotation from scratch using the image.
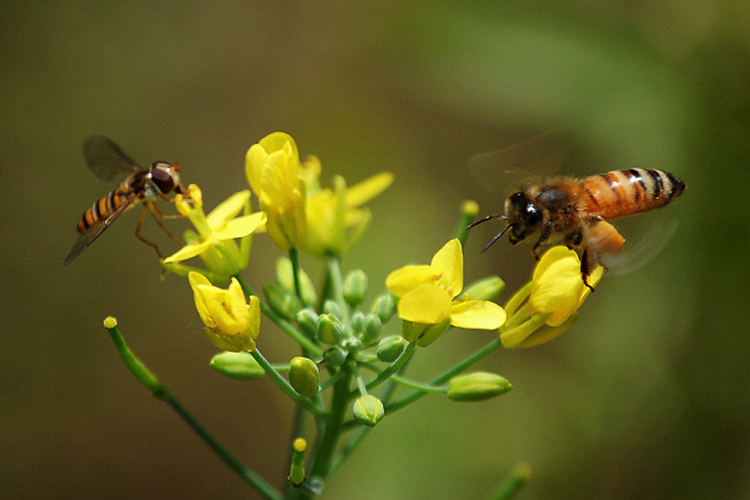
[64,136,188,264]
[468,132,686,290]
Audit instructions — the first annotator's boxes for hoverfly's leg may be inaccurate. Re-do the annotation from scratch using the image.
[532,222,554,260]
[148,203,185,247]
[134,205,165,258]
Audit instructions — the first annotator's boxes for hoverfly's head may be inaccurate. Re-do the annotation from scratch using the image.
[504,191,542,244]
[151,161,183,195]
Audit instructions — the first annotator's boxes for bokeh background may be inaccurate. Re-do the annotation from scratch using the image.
[2,1,748,499]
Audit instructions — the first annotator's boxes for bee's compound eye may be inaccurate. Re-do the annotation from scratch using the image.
[524,202,542,229]
[151,162,176,193]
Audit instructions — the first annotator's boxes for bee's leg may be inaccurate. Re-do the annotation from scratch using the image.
[532,222,554,260]
[134,205,165,259]
[579,245,598,293]
[149,203,185,247]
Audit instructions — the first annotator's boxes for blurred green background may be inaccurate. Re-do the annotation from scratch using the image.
[2,1,748,499]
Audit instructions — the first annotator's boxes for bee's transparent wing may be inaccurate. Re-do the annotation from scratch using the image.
[601,218,679,276]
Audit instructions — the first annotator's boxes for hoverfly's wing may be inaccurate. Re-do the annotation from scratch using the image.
[468,127,574,192]
[83,135,140,182]
[63,196,136,265]
[601,217,679,276]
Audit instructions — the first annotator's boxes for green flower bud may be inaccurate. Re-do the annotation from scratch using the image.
[352,395,385,427]
[276,257,318,306]
[289,437,307,487]
[316,314,344,345]
[464,276,506,301]
[447,372,513,401]
[296,309,319,339]
[360,314,382,345]
[343,269,368,306]
[376,335,406,362]
[288,356,320,397]
[323,346,347,367]
[342,336,363,353]
[322,300,342,318]
[209,352,265,381]
[265,283,303,321]
[402,318,451,347]
[350,311,365,334]
[370,293,395,323]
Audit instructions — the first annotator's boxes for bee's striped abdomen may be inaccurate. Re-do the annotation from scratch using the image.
[581,168,686,220]
[76,188,133,233]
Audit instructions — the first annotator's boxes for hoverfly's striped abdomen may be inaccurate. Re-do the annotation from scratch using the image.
[581,168,686,221]
[76,188,133,233]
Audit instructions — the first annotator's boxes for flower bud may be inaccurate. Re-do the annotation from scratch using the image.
[316,314,344,345]
[322,299,342,318]
[276,257,318,307]
[343,269,368,306]
[370,294,395,323]
[350,311,365,334]
[288,356,320,397]
[323,346,347,367]
[342,336,363,353]
[296,309,319,339]
[289,437,307,487]
[464,276,506,301]
[360,314,382,345]
[265,283,303,321]
[447,372,513,401]
[376,335,406,362]
[209,352,265,381]
[352,395,385,427]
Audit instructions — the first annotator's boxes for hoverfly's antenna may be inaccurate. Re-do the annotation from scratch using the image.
[466,214,512,253]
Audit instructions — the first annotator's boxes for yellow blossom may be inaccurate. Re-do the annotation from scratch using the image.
[246,132,308,251]
[500,246,603,349]
[188,272,261,352]
[386,239,507,347]
[303,156,393,256]
[162,184,266,281]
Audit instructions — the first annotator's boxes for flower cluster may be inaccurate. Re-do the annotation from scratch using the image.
[104,131,608,499]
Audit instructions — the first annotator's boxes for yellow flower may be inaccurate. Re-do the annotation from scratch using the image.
[188,272,261,352]
[304,157,393,256]
[500,246,603,349]
[162,184,266,282]
[386,239,507,347]
[246,132,308,251]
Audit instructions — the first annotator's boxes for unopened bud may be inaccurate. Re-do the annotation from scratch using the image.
[343,269,368,306]
[360,314,382,345]
[288,357,320,397]
[323,346,347,367]
[265,283,303,321]
[316,314,344,345]
[322,300,342,319]
[370,294,396,323]
[276,257,318,306]
[350,312,365,334]
[296,309,319,339]
[210,352,265,381]
[464,276,506,301]
[376,335,406,362]
[447,371,513,401]
[352,395,385,427]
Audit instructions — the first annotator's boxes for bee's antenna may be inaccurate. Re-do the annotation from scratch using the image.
[466,214,506,230]
[481,224,512,252]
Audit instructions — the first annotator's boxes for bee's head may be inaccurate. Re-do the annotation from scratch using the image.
[504,191,543,244]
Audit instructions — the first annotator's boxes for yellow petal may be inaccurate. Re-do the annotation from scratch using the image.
[430,239,463,297]
[386,265,441,297]
[530,249,582,314]
[213,212,267,240]
[397,284,452,324]
[206,190,251,229]
[163,240,213,263]
[450,300,507,330]
[346,172,394,207]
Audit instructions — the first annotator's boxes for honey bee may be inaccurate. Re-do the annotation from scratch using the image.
[469,168,686,290]
[64,135,188,264]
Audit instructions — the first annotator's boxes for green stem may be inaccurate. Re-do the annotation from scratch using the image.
[325,253,349,323]
[386,338,502,414]
[103,318,281,500]
[359,342,416,394]
[289,248,304,302]
[485,463,531,500]
[166,394,283,500]
[234,274,322,357]
[387,373,447,393]
[250,350,325,417]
